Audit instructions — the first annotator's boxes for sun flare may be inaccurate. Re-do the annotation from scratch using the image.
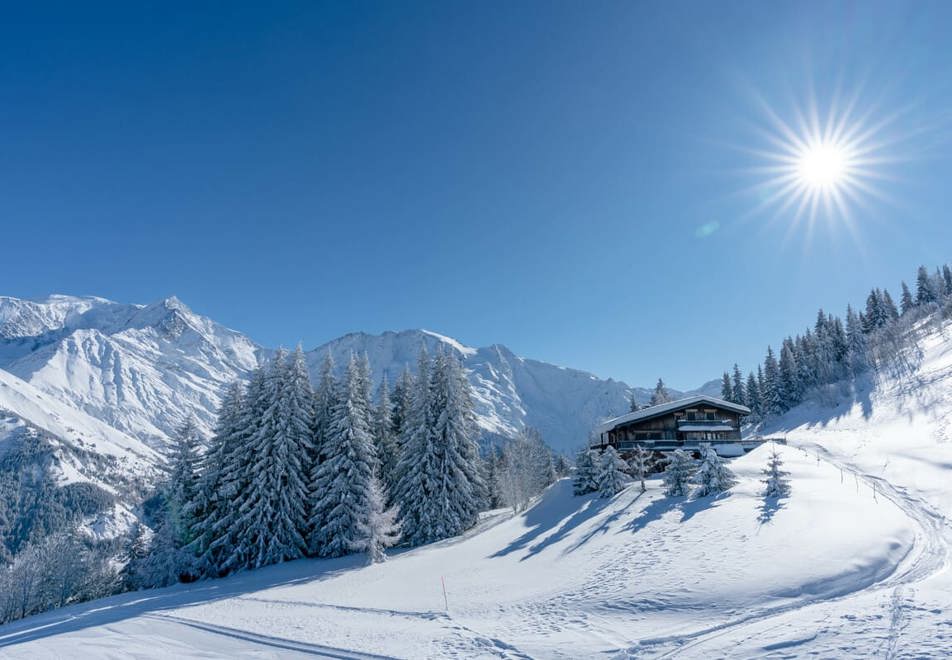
[739,87,901,241]
[796,142,850,189]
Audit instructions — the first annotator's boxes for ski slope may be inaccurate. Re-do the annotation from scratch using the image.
[0,444,918,658]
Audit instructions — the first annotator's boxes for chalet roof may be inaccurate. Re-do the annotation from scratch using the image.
[596,395,751,435]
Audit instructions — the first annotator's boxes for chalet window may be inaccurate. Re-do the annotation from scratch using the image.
[706,411,717,420]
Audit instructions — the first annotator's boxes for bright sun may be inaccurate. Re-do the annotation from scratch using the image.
[796,142,849,189]
[741,88,898,237]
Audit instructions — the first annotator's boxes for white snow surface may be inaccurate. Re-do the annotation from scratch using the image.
[0,367,157,472]
[0,444,918,658]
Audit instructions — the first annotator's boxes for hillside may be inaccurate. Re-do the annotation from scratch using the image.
[3,313,952,656]
[0,442,919,658]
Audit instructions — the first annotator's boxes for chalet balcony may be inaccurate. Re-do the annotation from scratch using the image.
[676,418,735,427]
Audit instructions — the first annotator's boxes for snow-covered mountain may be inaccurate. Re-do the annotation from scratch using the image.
[0,294,702,456]
[0,295,262,450]
[306,329,669,452]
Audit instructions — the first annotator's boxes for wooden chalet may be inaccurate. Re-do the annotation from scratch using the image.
[593,395,753,456]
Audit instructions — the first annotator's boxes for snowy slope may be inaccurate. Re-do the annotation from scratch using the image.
[0,367,157,473]
[0,444,916,658]
[0,295,261,449]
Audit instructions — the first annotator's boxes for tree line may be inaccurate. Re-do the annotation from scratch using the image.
[126,346,560,589]
[719,263,952,418]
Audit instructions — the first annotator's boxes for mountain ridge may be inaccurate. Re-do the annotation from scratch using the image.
[0,294,715,456]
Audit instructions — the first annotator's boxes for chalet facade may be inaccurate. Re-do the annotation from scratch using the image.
[593,395,752,454]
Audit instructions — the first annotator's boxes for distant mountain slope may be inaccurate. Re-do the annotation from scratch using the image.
[0,295,705,455]
[0,296,261,449]
[307,329,681,453]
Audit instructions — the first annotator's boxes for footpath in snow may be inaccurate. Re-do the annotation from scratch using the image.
[0,443,915,659]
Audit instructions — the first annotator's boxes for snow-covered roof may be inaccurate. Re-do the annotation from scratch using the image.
[596,395,751,435]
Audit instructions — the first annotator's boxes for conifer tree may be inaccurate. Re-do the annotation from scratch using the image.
[761,446,791,497]
[628,392,639,412]
[311,351,338,466]
[900,281,915,316]
[649,378,670,406]
[745,371,760,414]
[627,445,649,493]
[917,265,937,306]
[779,340,799,410]
[189,381,244,575]
[846,305,867,377]
[215,366,267,573]
[663,449,694,497]
[309,353,376,557]
[761,347,782,417]
[119,523,150,591]
[364,475,400,564]
[731,364,745,406]
[390,365,414,441]
[882,289,900,323]
[393,347,436,544]
[693,444,736,497]
[427,351,486,538]
[167,418,201,551]
[236,349,312,568]
[943,265,952,297]
[373,376,399,497]
[597,446,630,497]
[573,449,599,496]
[721,372,733,401]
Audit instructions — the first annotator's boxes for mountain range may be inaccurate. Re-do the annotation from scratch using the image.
[0,294,717,458]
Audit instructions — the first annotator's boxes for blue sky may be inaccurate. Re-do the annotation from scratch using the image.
[3,1,952,390]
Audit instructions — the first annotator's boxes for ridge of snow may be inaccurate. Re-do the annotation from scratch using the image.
[0,367,158,470]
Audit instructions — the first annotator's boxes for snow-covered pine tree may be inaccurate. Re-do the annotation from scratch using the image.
[309,352,377,557]
[846,305,867,377]
[393,346,437,544]
[628,392,639,412]
[213,367,266,573]
[572,448,599,496]
[943,265,952,297]
[373,375,399,497]
[167,418,201,551]
[917,265,938,306]
[882,289,900,323]
[187,381,240,576]
[427,350,486,538]
[900,281,915,316]
[721,372,733,401]
[597,446,630,497]
[731,364,745,406]
[119,523,150,591]
[779,340,799,410]
[662,449,695,497]
[761,347,782,417]
[627,445,649,493]
[390,365,414,441]
[649,378,670,406]
[311,350,337,465]
[761,446,791,497]
[745,371,760,415]
[235,349,312,568]
[693,444,736,497]
[364,474,400,564]
[138,504,185,588]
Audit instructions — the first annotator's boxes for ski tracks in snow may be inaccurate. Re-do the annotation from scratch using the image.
[635,442,951,658]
